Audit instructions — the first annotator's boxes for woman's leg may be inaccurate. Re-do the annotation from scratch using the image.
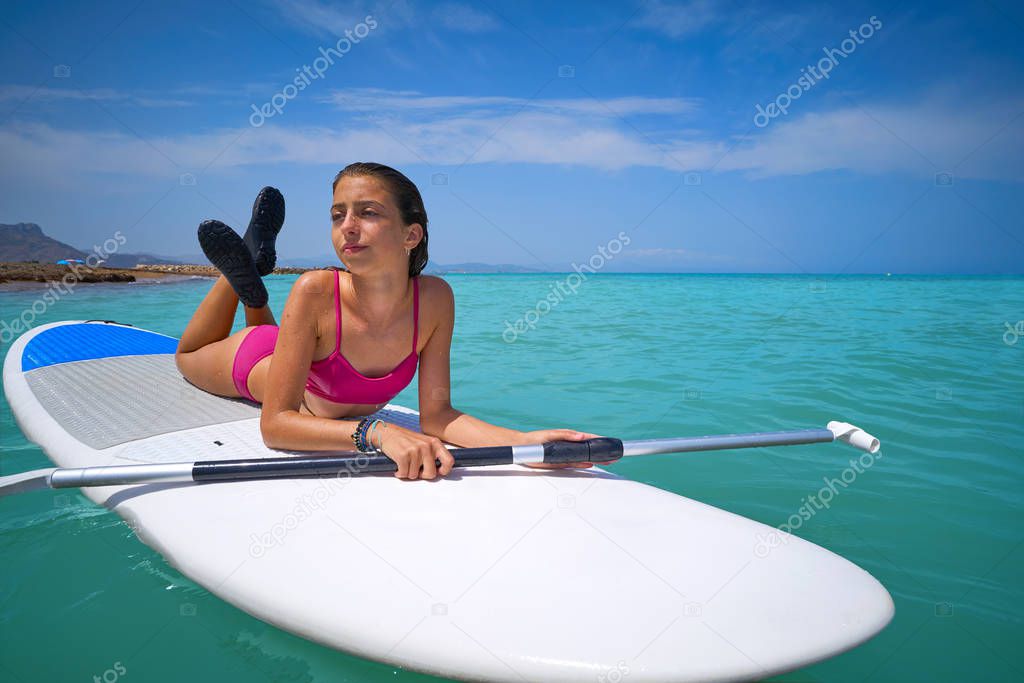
[175,275,277,396]
[177,275,240,354]
[245,302,276,327]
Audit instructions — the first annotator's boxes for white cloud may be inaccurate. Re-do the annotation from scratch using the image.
[323,88,700,117]
[269,0,387,39]
[432,3,499,33]
[0,113,704,179]
[269,0,497,38]
[1,89,1020,183]
[631,0,723,38]
[721,97,1024,180]
[630,0,815,56]
[0,85,193,108]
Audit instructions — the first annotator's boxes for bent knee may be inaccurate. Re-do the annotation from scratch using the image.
[174,349,200,381]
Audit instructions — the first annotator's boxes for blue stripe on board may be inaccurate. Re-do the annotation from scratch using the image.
[21,323,178,371]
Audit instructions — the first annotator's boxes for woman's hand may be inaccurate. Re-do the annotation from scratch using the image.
[375,423,455,480]
[517,429,616,469]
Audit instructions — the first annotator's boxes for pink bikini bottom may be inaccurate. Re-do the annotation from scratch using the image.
[232,324,279,402]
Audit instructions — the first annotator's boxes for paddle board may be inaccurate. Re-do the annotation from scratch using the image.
[3,320,893,682]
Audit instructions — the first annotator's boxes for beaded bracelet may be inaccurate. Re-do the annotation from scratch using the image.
[352,417,373,452]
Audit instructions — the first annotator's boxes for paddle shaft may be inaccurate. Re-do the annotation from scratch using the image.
[44,428,846,489]
[47,438,624,488]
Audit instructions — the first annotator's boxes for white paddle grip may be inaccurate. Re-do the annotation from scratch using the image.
[827,421,880,454]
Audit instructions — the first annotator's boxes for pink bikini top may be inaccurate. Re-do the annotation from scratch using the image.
[304,270,419,405]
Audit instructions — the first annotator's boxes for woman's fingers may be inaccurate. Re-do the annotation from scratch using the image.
[550,429,602,441]
[409,447,426,480]
[385,432,452,480]
[393,452,411,479]
[435,440,455,476]
[523,461,594,470]
[418,442,438,480]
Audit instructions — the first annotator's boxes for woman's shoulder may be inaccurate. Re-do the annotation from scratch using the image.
[417,274,453,307]
[290,268,338,301]
[416,275,454,336]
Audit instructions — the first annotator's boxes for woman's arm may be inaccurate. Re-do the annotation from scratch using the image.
[259,271,361,450]
[415,277,522,446]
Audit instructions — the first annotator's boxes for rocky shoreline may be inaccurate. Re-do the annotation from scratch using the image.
[0,261,314,284]
[133,264,312,276]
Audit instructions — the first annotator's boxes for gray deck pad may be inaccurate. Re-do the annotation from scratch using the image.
[25,354,259,449]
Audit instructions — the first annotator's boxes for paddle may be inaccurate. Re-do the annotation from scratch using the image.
[0,422,878,497]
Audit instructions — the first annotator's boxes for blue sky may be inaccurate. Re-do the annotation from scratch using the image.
[0,0,1022,273]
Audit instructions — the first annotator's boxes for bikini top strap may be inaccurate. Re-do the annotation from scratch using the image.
[412,276,419,353]
[334,269,343,353]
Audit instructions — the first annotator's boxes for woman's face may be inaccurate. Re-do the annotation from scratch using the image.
[330,175,420,274]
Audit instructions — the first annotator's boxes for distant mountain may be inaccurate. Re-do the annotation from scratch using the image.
[0,223,87,263]
[0,223,183,266]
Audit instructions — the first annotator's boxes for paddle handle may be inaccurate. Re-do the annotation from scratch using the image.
[193,438,624,481]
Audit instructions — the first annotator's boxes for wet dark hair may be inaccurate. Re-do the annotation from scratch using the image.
[332,162,428,277]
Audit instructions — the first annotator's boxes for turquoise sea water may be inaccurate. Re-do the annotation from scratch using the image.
[1,273,1022,682]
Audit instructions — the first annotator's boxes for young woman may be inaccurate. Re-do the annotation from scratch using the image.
[175,162,602,480]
